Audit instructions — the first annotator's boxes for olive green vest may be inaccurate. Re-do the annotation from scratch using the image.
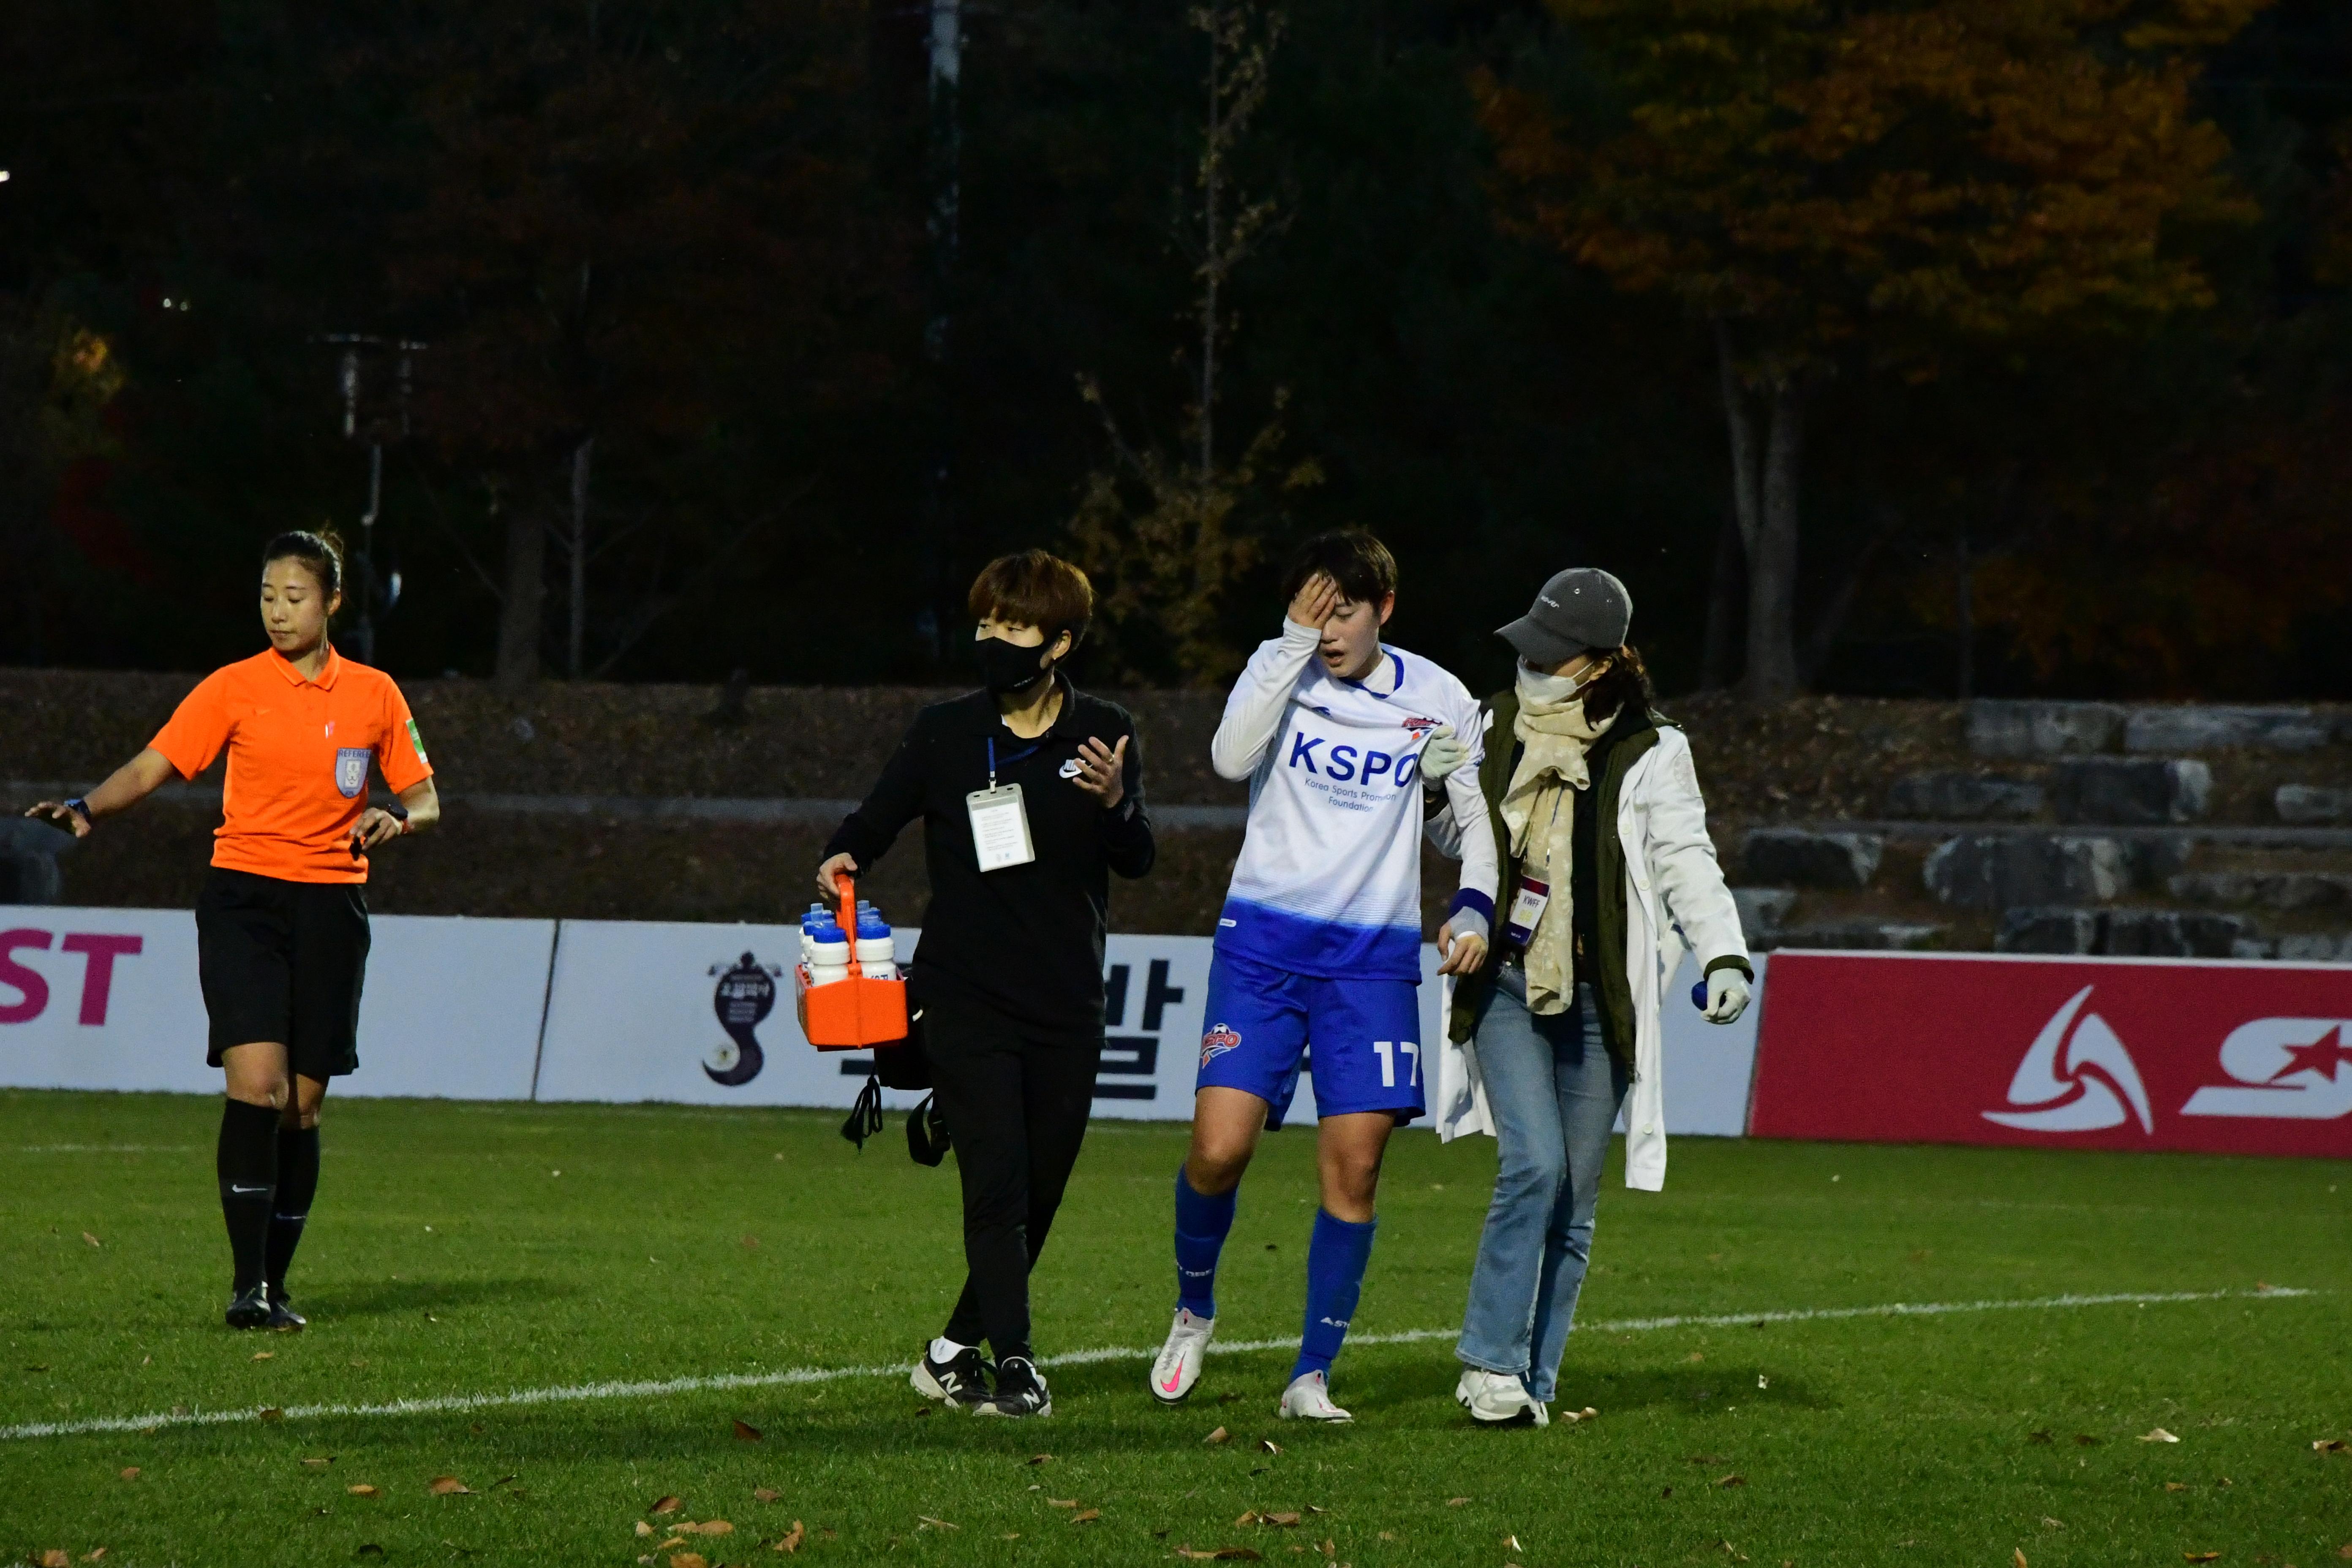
[1446,689,1666,1066]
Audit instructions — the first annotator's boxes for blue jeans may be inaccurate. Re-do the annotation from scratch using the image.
[1456,977,1628,1404]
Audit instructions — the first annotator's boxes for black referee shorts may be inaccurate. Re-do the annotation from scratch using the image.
[196,868,371,1079]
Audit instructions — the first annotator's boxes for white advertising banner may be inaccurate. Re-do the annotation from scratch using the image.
[0,905,213,1093]
[0,904,553,1101]
[343,916,555,1101]
[0,905,1759,1135]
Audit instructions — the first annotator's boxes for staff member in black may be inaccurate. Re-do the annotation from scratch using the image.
[25,529,439,1330]
[817,550,1152,1417]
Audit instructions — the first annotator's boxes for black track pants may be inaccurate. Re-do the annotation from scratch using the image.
[924,985,1101,1361]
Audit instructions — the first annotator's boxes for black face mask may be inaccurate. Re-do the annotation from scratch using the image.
[973,633,1054,696]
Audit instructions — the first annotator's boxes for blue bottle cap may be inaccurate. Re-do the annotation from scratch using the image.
[813,924,848,946]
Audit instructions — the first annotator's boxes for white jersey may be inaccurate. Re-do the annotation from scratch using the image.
[1210,620,1499,980]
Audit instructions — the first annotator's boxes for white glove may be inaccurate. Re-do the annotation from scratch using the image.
[1420,724,1470,784]
[1704,967,1751,1025]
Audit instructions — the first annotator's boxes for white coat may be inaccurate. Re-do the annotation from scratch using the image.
[1426,723,1748,1192]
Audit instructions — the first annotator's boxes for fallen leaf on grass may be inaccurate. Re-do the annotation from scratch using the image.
[657,1538,686,1551]
[83,1231,101,1247]
[428,1476,473,1495]
[1175,1551,1263,1563]
[1505,1535,1524,1553]
[2015,1550,2029,1568]
[41,1553,68,1568]
[119,1468,139,1481]
[251,1352,275,1362]
[2338,1544,2352,1560]
[1561,1407,1600,1422]
[754,1488,782,1503]
[1446,1498,1470,1507]
[2142,1429,2181,1444]
[733,1419,763,1442]
[670,1554,708,1568]
[1260,1439,1282,1454]
[1716,1474,1747,1488]
[2042,1519,2064,1530]
[2184,1554,2219,1563]
[1069,1510,1100,1525]
[302,1456,330,1469]
[918,1516,959,1531]
[259,1407,284,1423]
[1027,1454,1053,1465]
[1048,1497,1079,1508]
[1687,1352,1705,1364]
[2028,1429,2053,1445]
[84,1551,108,1561]
[653,1497,684,1515]
[1264,1513,1301,1527]
[1205,1426,1230,1445]
[2314,1440,2348,1454]
[683,1521,734,1536]
[636,1522,653,1537]
[348,1485,379,1498]
[773,1519,806,1554]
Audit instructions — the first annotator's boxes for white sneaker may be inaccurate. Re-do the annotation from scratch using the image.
[1456,1366,1545,1426]
[1150,1308,1215,1405]
[1277,1369,1352,1422]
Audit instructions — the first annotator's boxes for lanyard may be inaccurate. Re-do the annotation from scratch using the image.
[987,735,1045,789]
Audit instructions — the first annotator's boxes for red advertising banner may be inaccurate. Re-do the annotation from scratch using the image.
[1748,951,2352,1157]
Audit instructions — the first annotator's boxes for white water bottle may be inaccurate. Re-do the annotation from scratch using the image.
[809,925,851,987]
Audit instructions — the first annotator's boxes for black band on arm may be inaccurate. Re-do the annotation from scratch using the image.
[64,797,92,826]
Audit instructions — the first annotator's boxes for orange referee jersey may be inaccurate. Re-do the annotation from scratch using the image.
[149,647,434,884]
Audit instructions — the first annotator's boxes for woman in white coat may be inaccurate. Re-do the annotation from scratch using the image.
[1422,567,1751,1426]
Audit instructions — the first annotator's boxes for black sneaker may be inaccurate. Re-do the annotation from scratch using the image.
[225,1283,272,1329]
[973,1356,1052,1418]
[911,1344,993,1408]
[267,1288,307,1332]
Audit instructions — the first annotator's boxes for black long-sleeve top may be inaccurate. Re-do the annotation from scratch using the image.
[825,677,1154,1036]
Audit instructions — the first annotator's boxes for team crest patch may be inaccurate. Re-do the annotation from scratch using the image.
[334,746,372,799]
[1200,1022,1243,1068]
[1401,714,1442,738]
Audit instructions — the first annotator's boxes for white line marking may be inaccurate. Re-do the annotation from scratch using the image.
[0,1286,2309,1443]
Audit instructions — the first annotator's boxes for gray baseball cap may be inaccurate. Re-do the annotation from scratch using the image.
[1496,567,1632,664]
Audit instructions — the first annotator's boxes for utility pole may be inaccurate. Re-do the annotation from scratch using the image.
[316,334,427,667]
[915,0,961,663]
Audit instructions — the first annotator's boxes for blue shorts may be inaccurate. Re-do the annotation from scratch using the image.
[1195,950,1426,1129]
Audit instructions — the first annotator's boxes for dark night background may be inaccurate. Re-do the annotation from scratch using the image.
[2,0,2347,702]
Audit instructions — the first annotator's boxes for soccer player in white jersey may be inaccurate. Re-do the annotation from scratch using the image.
[1150,530,1500,1421]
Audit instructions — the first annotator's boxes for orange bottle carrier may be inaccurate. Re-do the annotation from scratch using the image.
[795,874,909,1050]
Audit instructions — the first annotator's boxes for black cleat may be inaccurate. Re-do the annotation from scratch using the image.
[267,1288,307,1332]
[225,1283,272,1329]
[911,1344,994,1408]
[972,1356,1052,1418]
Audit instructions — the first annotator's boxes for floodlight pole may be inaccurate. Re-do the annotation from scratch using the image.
[316,334,427,667]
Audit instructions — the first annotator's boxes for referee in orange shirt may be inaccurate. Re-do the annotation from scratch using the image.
[25,528,439,1330]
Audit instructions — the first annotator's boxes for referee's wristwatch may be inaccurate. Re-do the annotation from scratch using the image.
[64,797,93,828]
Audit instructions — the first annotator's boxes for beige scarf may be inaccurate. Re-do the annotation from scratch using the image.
[1499,693,1616,1016]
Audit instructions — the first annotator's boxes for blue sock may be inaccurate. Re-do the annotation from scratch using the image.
[1173,1167,1237,1318]
[1292,1209,1377,1382]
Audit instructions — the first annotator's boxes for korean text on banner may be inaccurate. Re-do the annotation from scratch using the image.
[1748,950,2352,1157]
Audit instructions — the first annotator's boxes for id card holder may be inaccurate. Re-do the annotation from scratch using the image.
[966,783,1036,873]
[1504,873,1551,947]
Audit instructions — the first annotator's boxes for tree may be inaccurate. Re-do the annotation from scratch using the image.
[1065,2,1320,685]
[1480,0,2268,699]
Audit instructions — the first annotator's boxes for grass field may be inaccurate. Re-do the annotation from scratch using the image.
[5,1088,2349,1568]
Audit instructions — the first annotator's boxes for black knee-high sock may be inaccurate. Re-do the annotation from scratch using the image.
[267,1125,321,1296]
[216,1100,281,1293]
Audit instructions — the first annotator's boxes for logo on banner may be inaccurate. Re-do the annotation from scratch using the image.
[333,746,372,799]
[1982,985,2153,1135]
[2180,1018,2352,1120]
[1201,1022,1243,1067]
[705,952,784,1087]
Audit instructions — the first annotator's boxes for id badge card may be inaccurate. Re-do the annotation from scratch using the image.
[1504,874,1552,947]
[966,783,1037,873]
